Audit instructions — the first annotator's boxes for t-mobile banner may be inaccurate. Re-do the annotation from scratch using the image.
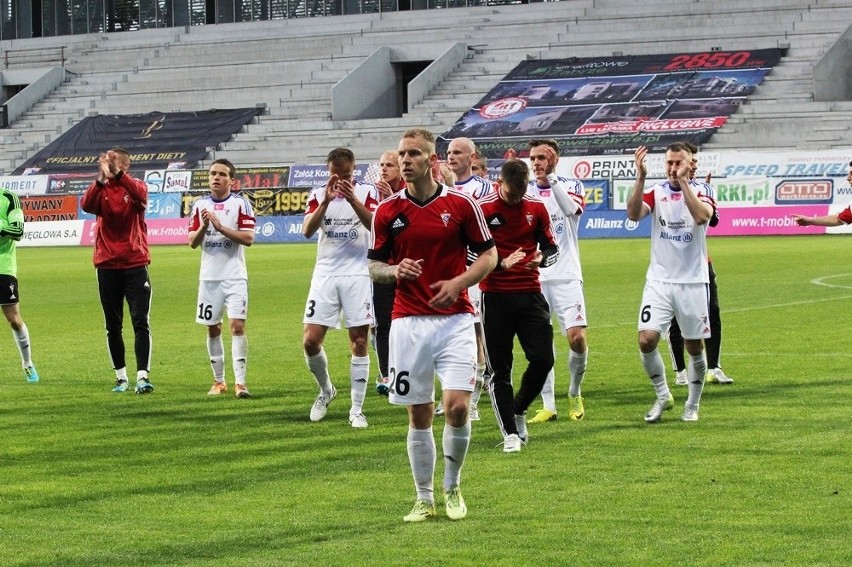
[19,220,86,247]
[80,218,189,246]
[709,206,827,236]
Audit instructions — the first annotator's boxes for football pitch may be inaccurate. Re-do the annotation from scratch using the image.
[1,236,849,566]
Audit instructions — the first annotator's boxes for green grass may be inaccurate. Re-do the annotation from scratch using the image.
[1,236,850,566]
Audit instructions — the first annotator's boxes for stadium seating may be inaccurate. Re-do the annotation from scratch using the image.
[0,0,850,173]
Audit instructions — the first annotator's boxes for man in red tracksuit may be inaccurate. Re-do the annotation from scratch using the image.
[478,159,558,453]
[81,148,154,394]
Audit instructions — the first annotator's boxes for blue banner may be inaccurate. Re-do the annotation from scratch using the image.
[582,179,609,211]
[578,210,651,239]
[253,216,317,244]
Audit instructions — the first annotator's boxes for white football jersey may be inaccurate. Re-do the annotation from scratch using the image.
[455,175,493,200]
[528,176,585,282]
[306,181,378,276]
[188,193,255,281]
[642,181,715,283]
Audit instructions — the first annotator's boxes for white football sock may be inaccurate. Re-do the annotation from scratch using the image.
[207,335,225,382]
[12,324,32,368]
[305,348,332,396]
[442,421,471,492]
[641,349,670,399]
[686,352,707,407]
[232,334,248,386]
[408,427,436,504]
[349,355,370,414]
[568,349,587,397]
[539,368,557,413]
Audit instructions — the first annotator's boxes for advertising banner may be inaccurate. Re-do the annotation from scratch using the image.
[708,205,825,236]
[288,163,373,188]
[254,216,316,244]
[439,49,783,158]
[188,166,292,191]
[0,175,49,196]
[581,179,609,211]
[18,220,85,247]
[578,210,651,239]
[77,193,182,220]
[46,173,96,195]
[244,188,310,216]
[21,195,78,221]
[13,108,263,175]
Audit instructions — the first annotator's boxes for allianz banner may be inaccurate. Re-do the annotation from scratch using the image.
[13,108,263,175]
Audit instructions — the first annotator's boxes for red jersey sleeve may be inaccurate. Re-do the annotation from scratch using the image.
[838,204,852,224]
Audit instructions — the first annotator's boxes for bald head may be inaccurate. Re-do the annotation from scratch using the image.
[447,137,478,181]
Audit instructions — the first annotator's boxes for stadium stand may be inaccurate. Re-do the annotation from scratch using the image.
[0,0,850,173]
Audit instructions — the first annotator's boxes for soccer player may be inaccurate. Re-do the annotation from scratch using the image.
[368,128,496,523]
[471,155,489,179]
[445,137,492,421]
[81,148,154,394]
[188,159,256,398]
[525,139,589,424]
[303,147,378,428]
[627,143,716,423]
[793,160,852,226]
[0,187,40,383]
[479,159,558,453]
[667,146,733,386]
[373,149,406,396]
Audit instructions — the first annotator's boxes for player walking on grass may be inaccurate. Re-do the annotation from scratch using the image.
[446,137,493,421]
[369,128,496,522]
[188,159,256,399]
[0,188,40,384]
[372,149,406,396]
[303,148,378,429]
[479,159,558,453]
[667,144,733,387]
[81,148,153,394]
[627,143,716,423]
[525,139,589,425]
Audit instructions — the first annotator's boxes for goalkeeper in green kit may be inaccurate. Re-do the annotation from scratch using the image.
[0,188,40,383]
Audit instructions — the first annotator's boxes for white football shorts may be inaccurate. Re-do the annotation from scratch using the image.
[388,313,477,405]
[638,280,710,340]
[542,279,588,334]
[303,274,374,329]
[195,279,248,325]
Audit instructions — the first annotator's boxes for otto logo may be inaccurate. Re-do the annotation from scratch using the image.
[775,179,832,204]
[573,161,592,179]
[479,98,527,119]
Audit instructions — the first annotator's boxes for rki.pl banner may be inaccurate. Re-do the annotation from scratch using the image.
[438,49,783,158]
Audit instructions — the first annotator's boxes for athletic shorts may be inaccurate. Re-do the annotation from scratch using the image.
[542,279,587,334]
[468,284,482,323]
[0,274,19,305]
[303,274,374,329]
[196,279,248,325]
[638,280,710,340]
[388,313,477,405]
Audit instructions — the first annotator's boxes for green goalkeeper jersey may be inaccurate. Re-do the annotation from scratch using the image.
[0,189,25,277]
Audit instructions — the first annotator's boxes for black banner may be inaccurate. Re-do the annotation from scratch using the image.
[14,108,263,175]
